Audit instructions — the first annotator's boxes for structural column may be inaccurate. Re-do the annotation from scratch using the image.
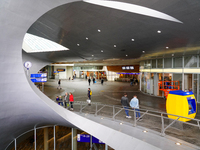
[44,128,48,150]
[71,128,77,150]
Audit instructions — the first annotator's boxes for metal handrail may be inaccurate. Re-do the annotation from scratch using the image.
[73,102,200,141]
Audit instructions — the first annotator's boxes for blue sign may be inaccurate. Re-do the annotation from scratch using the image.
[77,134,104,144]
[30,73,47,78]
[31,78,47,82]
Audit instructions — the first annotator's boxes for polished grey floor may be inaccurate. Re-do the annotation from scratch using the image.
[42,78,166,111]
[40,78,200,148]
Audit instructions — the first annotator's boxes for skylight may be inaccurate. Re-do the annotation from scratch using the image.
[22,33,69,53]
[84,0,182,23]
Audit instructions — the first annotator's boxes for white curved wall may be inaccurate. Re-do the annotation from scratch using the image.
[0,0,79,149]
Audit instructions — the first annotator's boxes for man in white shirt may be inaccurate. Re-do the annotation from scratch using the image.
[130,95,142,120]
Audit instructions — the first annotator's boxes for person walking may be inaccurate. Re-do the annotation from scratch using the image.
[88,88,92,100]
[88,78,91,86]
[64,92,69,108]
[87,88,92,105]
[121,93,131,118]
[93,77,95,84]
[101,78,104,85]
[69,92,74,110]
[130,95,142,120]
[57,80,61,89]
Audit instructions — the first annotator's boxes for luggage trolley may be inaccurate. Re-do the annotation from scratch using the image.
[158,81,180,99]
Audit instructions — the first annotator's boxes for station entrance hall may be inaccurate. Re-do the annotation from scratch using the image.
[2,0,200,150]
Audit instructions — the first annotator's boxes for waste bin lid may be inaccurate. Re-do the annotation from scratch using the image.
[169,90,193,96]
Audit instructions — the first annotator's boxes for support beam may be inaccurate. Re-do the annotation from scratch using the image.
[44,128,48,150]
[72,128,77,150]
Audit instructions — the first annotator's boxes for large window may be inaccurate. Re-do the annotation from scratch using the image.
[173,57,182,68]
[184,56,197,68]
[152,59,156,68]
[144,60,151,69]
[164,58,172,68]
[157,59,163,68]
[173,73,182,90]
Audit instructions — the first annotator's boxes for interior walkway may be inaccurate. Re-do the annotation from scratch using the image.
[42,78,166,111]
[35,78,200,148]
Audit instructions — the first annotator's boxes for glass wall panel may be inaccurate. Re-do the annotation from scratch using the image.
[157,59,163,68]
[143,72,148,93]
[173,73,182,91]
[184,55,197,68]
[158,73,163,96]
[164,58,172,68]
[144,60,151,69]
[140,61,145,69]
[173,57,182,68]
[152,59,156,68]
[141,72,145,92]
[193,74,198,100]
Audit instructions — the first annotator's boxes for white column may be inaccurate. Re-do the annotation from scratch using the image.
[72,128,77,150]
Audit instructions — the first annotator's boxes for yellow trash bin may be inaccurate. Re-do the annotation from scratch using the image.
[166,90,197,122]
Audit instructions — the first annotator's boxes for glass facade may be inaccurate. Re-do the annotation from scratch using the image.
[157,59,163,68]
[173,57,182,68]
[164,58,172,68]
[140,55,200,103]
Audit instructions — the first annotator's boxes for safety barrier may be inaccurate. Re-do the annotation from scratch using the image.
[72,101,200,147]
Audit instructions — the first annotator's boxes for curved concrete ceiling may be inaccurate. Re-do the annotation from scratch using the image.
[1,0,200,149]
[27,0,200,64]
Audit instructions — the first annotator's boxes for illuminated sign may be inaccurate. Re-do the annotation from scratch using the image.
[30,73,47,82]
[31,78,47,82]
[77,134,104,144]
[57,69,65,72]
[30,73,47,78]
[122,66,134,70]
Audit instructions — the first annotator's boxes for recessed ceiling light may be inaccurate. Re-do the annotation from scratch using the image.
[98,29,101,32]
[77,44,80,46]
[92,55,94,56]
[86,37,88,40]
[175,143,181,146]
[126,55,128,56]
[131,39,134,41]
[166,47,169,49]
[143,130,148,133]
[142,51,145,53]
[157,30,161,33]
[119,122,123,125]
[114,45,116,47]
[101,50,103,52]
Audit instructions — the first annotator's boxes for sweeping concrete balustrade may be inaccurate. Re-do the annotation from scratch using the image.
[71,101,200,147]
[5,98,200,150]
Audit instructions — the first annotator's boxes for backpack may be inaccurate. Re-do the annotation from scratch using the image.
[90,91,92,95]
